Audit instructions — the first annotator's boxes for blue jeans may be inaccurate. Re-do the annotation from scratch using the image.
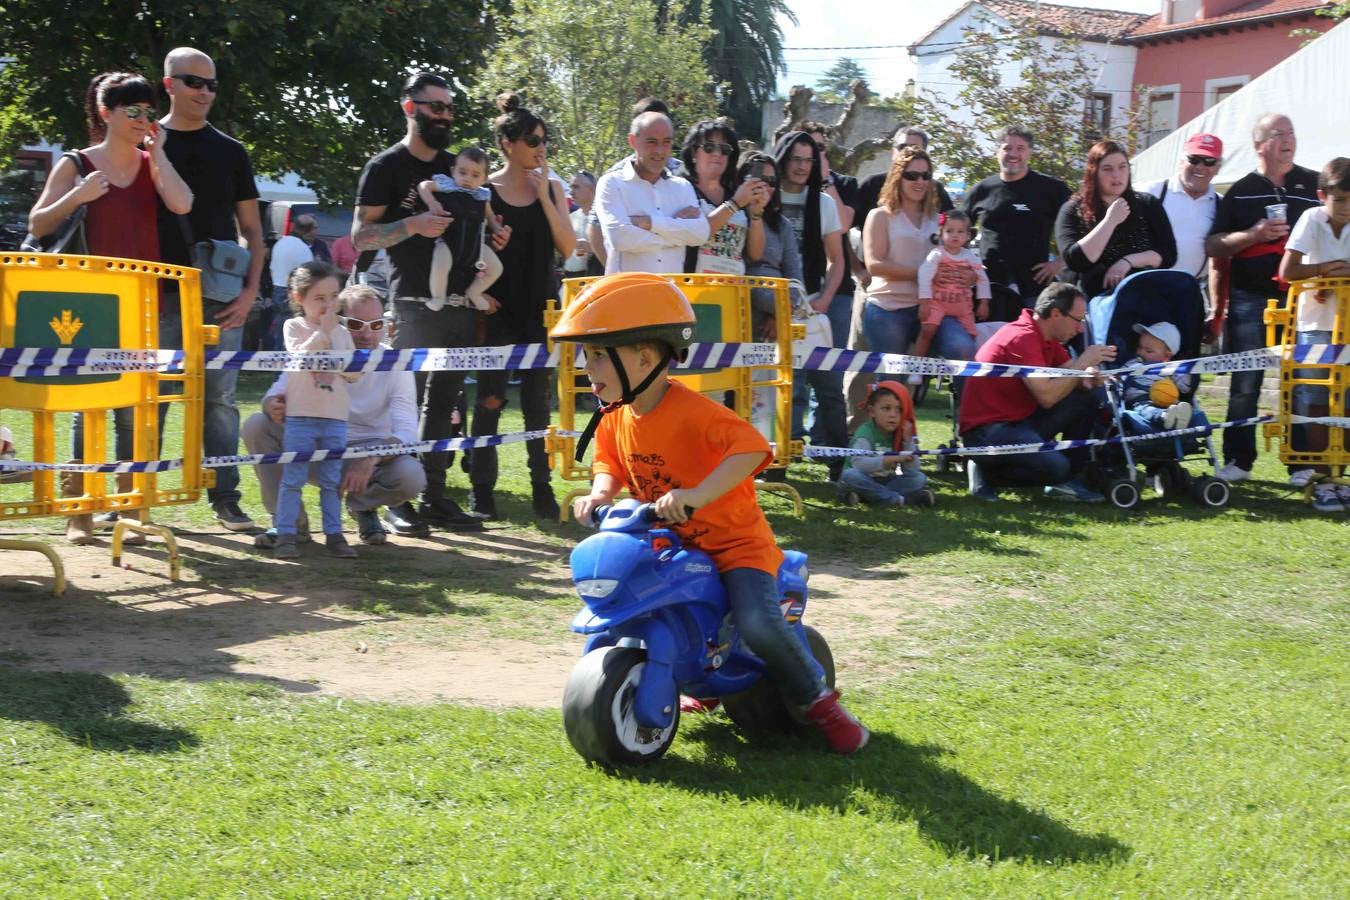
[159,291,246,505]
[276,416,346,536]
[825,292,852,350]
[263,285,290,351]
[962,387,1105,488]
[861,302,977,362]
[837,465,927,505]
[1221,287,1274,471]
[722,567,824,708]
[1292,329,1341,458]
[70,407,134,462]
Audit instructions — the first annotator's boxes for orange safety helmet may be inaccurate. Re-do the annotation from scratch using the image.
[551,274,699,461]
[549,273,697,358]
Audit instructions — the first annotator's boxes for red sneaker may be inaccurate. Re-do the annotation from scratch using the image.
[680,696,721,714]
[805,690,869,754]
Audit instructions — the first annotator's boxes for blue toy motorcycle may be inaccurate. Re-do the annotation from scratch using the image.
[562,499,834,766]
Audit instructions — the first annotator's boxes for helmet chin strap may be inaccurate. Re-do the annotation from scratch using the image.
[574,346,674,461]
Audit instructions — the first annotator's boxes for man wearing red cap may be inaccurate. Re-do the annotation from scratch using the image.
[1144,133,1223,283]
[1205,114,1319,483]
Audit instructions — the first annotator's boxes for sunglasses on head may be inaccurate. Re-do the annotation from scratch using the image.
[172,73,218,92]
[122,105,158,122]
[518,134,548,148]
[699,141,733,156]
[901,170,933,182]
[338,315,386,334]
[411,99,454,116]
[1187,155,1219,167]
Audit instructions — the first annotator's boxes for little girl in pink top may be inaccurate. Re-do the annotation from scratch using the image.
[913,211,991,383]
[274,260,361,559]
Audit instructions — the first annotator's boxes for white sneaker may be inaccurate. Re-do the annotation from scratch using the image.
[1288,468,1317,488]
[1311,483,1346,513]
[1161,401,1192,431]
[1216,463,1251,483]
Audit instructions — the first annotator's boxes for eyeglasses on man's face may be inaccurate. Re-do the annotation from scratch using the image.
[339,315,386,333]
[411,99,454,116]
[172,73,218,92]
[1187,155,1219,167]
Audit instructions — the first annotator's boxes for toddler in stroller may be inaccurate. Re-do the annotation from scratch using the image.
[1086,270,1230,508]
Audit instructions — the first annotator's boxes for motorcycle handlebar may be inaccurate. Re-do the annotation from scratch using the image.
[587,503,695,527]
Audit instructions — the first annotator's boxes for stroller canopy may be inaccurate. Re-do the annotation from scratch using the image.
[1086,269,1205,366]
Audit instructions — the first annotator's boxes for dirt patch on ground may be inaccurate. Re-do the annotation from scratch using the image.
[0,526,972,707]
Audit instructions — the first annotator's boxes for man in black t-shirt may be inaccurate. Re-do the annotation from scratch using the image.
[963,125,1071,305]
[853,127,954,236]
[354,73,481,532]
[1205,113,1319,483]
[156,47,266,533]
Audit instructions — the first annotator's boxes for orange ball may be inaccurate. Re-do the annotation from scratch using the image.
[1149,378,1180,408]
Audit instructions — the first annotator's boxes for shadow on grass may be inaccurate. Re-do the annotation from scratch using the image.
[0,665,199,752]
[631,724,1130,866]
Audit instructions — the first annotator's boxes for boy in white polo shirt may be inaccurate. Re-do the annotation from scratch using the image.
[1278,157,1350,512]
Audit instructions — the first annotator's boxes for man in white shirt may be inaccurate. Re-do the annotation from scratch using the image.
[242,287,427,545]
[265,229,313,349]
[594,112,708,274]
[564,171,599,276]
[1143,133,1222,281]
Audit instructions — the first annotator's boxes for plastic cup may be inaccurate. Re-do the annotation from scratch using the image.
[1265,203,1288,222]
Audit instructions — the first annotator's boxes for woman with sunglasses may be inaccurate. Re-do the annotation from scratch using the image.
[678,120,768,274]
[474,92,575,520]
[863,147,975,378]
[28,71,193,545]
[1055,139,1177,301]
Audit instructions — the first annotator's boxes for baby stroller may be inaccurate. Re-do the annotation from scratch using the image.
[1084,269,1231,510]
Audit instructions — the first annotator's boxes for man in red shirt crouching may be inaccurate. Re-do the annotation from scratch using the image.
[958,282,1115,502]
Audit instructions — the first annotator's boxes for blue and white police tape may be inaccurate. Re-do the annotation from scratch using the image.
[801,416,1274,459]
[4,342,1344,379]
[0,430,561,475]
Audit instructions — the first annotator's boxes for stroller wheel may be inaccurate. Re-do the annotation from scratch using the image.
[1191,476,1231,508]
[1107,478,1140,509]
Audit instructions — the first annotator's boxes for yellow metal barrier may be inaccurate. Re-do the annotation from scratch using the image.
[0,252,211,589]
[1263,277,1348,501]
[545,274,803,519]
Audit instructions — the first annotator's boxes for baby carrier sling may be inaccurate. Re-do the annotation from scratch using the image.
[434,183,490,298]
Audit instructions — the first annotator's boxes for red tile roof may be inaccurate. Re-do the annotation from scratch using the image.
[1127,0,1330,39]
[911,0,1150,49]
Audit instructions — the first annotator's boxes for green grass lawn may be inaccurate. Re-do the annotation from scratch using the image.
[1,376,1347,895]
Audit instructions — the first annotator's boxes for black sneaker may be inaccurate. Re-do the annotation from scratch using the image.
[383,502,431,537]
[325,533,358,558]
[418,496,484,531]
[532,482,560,520]
[471,484,498,520]
[354,509,387,545]
[903,488,937,507]
[213,500,257,532]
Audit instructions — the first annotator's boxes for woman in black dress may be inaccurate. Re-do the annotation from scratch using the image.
[1055,139,1178,300]
[471,92,575,519]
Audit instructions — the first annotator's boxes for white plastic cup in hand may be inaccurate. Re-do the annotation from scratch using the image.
[1265,203,1287,222]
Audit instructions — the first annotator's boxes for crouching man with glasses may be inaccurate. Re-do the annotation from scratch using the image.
[243,285,428,547]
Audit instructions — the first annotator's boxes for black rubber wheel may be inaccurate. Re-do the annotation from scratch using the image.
[562,647,678,766]
[723,626,835,735]
[1107,478,1140,509]
[1191,475,1231,508]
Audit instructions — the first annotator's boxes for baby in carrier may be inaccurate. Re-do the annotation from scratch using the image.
[416,147,504,312]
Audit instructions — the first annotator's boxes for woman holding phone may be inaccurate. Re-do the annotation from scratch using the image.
[679,119,768,274]
[28,71,193,545]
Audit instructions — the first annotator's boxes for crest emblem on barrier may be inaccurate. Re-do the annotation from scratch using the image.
[49,310,84,344]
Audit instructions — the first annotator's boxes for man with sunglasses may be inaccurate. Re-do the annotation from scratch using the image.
[1142,134,1223,286]
[244,285,426,545]
[353,72,485,532]
[1205,114,1320,484]
[156,47,267,533]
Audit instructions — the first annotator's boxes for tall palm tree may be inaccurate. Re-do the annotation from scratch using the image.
[661,0,797,142]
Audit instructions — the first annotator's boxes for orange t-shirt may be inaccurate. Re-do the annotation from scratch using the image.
[593,379,784,575]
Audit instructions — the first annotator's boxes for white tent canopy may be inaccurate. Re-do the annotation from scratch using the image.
[1131,18,1350,189]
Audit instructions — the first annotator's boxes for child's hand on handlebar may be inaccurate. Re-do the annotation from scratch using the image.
[573,493,609,527]
[653,490,696,524]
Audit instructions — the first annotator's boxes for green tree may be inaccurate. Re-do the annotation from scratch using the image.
[890,15,1113,188]
[0,1,505,204]
[478,0,719,176]
[815,58,873,104]
[662,0,797,143]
